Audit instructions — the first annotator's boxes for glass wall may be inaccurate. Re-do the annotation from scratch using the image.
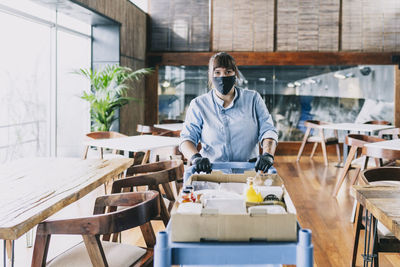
[158,65,394,141]
[0,0,91,162]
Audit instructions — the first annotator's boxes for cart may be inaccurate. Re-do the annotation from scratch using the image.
[154,162,313,267]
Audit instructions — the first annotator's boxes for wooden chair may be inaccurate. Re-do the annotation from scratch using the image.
[111,160,184,227]
[378,128,400,139]
[296,120,341,166]
[352,167,400,267]
[332,134,385,197]
[160,119,184,124]
[32,191,159,267]
[83,131,127,159]
[364,120,391,125]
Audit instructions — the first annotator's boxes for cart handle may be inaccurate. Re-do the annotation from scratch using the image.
[183,162,277,183]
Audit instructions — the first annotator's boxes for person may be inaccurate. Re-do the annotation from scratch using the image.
[179,52,278,173]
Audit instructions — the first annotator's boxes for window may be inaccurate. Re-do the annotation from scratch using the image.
[158,65,394,141]
[0,0,91,162]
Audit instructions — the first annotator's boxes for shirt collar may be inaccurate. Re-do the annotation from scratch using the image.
[212,87,239,109]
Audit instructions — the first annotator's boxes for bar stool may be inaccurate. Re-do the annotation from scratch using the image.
[332,134,384,197]
[296,120,340,166]
[352,167,400,267]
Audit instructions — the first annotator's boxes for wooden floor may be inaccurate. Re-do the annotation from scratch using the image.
[3,155,400,266]
[126,155,400,267]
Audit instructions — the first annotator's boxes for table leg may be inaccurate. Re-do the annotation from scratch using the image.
[3,240,14,267]
[362,210,374,267]
[341,130,350,167]
[3,240,5,267]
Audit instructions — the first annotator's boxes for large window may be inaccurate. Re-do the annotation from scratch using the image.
[0,1,91,162]
[158,65,394,141]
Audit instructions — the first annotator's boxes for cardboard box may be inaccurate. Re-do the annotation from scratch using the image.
[170,170,297,242]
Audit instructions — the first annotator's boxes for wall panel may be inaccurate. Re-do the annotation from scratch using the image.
[149,0,209,51]
[212,0,274,52]
[277,0,339,51]
[342,0,400,52]
[120,56,146,136]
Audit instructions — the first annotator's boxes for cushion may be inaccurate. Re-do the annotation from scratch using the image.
[47,241,146,267]
[351,156,391,168]
[369,180,400,186]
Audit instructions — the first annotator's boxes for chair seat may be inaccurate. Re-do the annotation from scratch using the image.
[47,241,146,267]
[307,136,338,143]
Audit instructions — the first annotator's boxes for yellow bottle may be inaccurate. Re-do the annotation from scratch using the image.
[246,177,260,203]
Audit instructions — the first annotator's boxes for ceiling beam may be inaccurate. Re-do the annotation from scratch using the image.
[147,51,399,66]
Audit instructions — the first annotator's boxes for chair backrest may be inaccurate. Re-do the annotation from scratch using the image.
[345,134,385,147]
[86,131,127,139]
[361,167,400,184]
[160,119,184,124]
[113,160,184,190]
[362,146,400,161]
[364,120,391,125]
[378,128,400,139]
[93,191,159,235]
[304,120,326,128]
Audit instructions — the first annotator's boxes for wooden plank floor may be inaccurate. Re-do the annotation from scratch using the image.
[125,155,400,266]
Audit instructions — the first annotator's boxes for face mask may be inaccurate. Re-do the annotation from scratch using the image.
[212,76,236,95]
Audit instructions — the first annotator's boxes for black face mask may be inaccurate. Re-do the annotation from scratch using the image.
[212,76,236,95]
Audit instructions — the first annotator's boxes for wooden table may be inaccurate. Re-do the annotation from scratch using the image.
[84,135,180,153]
[364,139,400,151]
[317,123,394,166]
[317,123,394,133]
[351,185,400,266]
[84,135,181,164]
[0,157,133,266]
[153,123,183,132]
[352,185,400,240]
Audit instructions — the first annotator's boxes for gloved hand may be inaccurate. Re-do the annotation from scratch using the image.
[255,153,274,173]
[191,153,212,173]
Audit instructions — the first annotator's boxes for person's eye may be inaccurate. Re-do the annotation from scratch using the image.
[214,71,220,75]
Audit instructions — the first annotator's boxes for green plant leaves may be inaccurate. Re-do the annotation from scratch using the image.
[75,65,153,131]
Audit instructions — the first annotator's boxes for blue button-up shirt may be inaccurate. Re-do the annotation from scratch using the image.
[180,87,278,162]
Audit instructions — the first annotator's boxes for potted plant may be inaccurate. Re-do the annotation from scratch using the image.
[76,65,153,131]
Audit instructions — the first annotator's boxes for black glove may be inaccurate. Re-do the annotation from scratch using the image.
[255,153,274,173]
[191,153,212,173]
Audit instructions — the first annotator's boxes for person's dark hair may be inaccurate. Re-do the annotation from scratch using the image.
[208,52,239,88]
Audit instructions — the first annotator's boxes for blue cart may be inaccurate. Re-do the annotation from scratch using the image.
[154,162,313,267]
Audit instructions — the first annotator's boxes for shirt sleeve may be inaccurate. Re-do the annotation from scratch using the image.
[254,92,279,144]
[179,99,203,152]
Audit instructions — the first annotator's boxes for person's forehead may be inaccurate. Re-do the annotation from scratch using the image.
[213,67,233,71]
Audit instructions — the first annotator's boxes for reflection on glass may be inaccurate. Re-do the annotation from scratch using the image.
[158,65,394,141]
